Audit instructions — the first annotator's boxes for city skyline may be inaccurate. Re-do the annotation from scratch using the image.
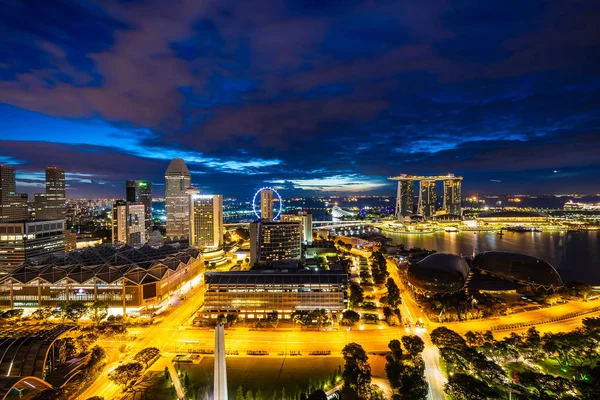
[1,1,600,198]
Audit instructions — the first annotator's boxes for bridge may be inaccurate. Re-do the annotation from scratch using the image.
[0,325,74,399]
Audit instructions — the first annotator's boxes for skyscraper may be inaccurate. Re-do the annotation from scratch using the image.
[443,178,463,215]
[395,180,414,218]
[260,189,274,221]
[126,180,153,235]
[189,194,223,250]
[0,164,28,222]
[419,180,437,217]
[34,166,66,221]
[112,200,146,245]
[165,158,191,239]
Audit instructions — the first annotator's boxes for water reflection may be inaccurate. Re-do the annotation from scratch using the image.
[386,231,600,284]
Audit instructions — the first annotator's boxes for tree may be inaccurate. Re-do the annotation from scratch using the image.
[236,386,245,400]
[255,389,263,400]
[59,301,88,322]
[349,284,364,308]
[400,360,428,400]
[226,313,238,327]
[430,327,467,349]
[0,308,23,320]
[386,278,401,307]
[340,310,361,326]
[385,340,403,390]
[31,307,53,320]
[133,347,161,368]
[444,373,498,400]
[342,343,371,397]
[246,389,254,400]
[266,311,279,328]
[402,335,425,358]
[90,301,109,325]
[108,362,144,387]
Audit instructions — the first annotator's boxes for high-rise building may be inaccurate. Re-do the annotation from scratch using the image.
[165,158,191,239]
[34,166,66,221]
[280,211,313,244]
[249,220,302,265]
[0,220,65,265]
[189,194,223,250]
[260,189,274,221]
[0,165,29,222]
[126,180,153,235]
[390,174,463,219]
[395,180,414,218]
[112,201,146,245]
[443,178,462,215]
[419,180,437,218]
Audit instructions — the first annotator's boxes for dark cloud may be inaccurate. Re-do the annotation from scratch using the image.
[1,0,600,197]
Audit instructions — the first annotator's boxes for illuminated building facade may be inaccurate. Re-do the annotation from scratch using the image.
[260,188,274,221]
[0,165,28,222]
[0,245,203,314]
[389,174,463,219]
[165,158,191,239]
[126,180,153,235]
[280,211,313,244]
[0,220,65,266]
[189,194,223,250]
[249,221,302,266]
[202,271,347,320]
[443,178,462,215]
[395,180,414,218]
[419,179,437,218]
[34,167,66,221]
[112,201,146,245]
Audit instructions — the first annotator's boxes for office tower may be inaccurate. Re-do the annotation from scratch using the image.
[0,220,65,265]
[126,180,153,234]
[112,200,146,245]
[0,165,29,222]
[419,180,437,217]
[281,212,313,244]
[165,158,191,239]
[260,189,274,221]
[213,325,228,400]
[249,220,302,265]
[395,179,414,218]
[34,166,66,221]
[443,178,463,215]
[302,212,313,244]
[189,194,223,250]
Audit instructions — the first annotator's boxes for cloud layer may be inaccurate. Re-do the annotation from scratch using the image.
[1,0,600,198]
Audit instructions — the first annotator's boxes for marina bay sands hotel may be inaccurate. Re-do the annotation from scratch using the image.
[389,174,463,219]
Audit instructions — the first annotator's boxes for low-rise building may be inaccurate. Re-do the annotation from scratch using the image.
[0,244,203,314]
[202,270,347,320]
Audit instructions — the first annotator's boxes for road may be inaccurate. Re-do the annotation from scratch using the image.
[81,249,597,399]
[79,283,205,400]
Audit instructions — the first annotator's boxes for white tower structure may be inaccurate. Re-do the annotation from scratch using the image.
[214,324,228,399]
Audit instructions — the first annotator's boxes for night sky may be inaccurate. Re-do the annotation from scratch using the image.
[1,1,600,199]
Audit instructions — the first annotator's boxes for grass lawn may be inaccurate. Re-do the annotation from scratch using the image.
[179,356,344,398]
[132,371,175,400]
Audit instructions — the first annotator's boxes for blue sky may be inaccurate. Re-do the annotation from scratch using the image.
[1,0,600,199]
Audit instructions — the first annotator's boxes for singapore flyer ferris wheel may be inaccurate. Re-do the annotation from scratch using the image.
[252,187,283,220]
